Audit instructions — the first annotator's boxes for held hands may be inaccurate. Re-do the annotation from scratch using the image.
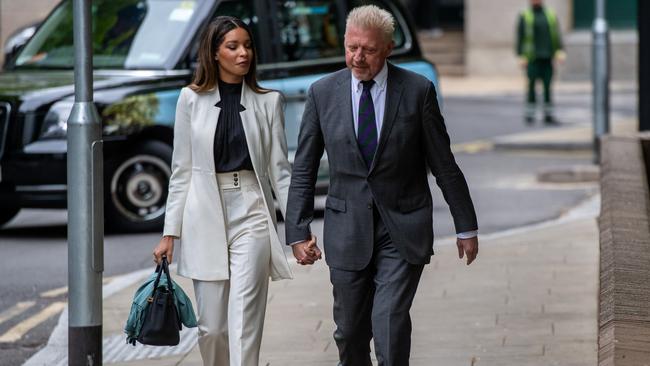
[457,236,479,265]
[153,236,175,264]
[292,235,322,265]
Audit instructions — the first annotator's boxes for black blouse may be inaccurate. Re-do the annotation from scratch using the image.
[213,80,254,173]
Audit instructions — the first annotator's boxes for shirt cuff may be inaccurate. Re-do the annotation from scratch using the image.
[288,237,312,246]
[457,230,478,239]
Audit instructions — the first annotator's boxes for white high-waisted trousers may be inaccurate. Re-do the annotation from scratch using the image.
[193,170,271,366]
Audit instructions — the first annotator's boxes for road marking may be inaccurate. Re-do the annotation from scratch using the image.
[0,301,36,326]
[40,277,114,298]
[0,302,66,343]
[451,140,493,154]
[40,286,68,298]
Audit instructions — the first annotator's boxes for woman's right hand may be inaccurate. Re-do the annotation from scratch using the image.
[153,236,175,264]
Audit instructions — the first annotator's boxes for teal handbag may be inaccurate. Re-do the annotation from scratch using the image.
[124,257,197,345]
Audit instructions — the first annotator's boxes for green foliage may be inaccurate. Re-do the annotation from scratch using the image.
[102,94,159,135]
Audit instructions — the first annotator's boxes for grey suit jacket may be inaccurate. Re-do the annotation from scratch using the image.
[286,63,478,271]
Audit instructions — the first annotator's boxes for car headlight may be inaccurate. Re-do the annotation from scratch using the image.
[40,101,74,139]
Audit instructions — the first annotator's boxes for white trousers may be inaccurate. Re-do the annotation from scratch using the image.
[193,170,271,366]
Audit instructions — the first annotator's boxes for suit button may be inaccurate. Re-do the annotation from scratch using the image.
[367,203,372,209]
[234,182,239,186]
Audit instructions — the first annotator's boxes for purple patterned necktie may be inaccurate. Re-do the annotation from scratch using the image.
[357,79,377,168]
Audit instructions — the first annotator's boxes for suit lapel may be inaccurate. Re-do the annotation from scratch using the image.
[337,70,368,168]
[370,64,403,173]
[205,87,221,174]
[239,83,262,175]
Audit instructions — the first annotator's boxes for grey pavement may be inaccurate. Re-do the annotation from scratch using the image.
[492,118,636,151]
[29,196,599,366]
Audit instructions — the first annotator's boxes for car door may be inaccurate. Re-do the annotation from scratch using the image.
[263,0,349,189]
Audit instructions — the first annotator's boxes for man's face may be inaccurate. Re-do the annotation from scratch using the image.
[344,25,394,81]
[530,0,543,7]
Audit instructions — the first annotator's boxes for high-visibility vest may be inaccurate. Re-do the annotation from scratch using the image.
[521,7,560,60]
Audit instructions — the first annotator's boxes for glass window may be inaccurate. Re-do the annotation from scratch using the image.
[276,1,344,62]
[573,0,637,29]
[213,0,260,37]
[14,0,204,70]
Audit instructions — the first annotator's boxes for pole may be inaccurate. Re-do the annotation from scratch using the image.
[640,0,650,131]
[592,0,610,163]
[68,0,103,364]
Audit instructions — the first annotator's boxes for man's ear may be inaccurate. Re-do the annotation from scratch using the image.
[386,40,395,56]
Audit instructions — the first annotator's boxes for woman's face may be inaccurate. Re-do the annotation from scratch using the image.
[216,27,253,83]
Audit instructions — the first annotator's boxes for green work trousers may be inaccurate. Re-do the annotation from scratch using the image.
[526,59,554,118]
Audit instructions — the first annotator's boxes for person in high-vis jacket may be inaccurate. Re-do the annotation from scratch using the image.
[516,0,565,125]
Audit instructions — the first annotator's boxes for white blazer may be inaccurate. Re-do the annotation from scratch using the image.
[163,83,293,281]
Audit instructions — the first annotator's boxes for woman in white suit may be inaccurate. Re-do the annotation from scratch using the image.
[153,16,316,366]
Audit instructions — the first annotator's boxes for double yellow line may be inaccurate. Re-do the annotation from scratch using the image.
[0,301,65,343]
[0,277,114,343]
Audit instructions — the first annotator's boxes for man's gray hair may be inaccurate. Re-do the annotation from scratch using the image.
[346,5,395,42]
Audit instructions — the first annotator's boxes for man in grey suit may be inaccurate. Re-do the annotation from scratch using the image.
[286,5,479,366]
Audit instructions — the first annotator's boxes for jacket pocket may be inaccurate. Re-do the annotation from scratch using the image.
[325,195,346,212]
[398,194,429,213]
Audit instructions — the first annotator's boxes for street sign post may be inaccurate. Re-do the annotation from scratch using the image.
[68,0,104,364]
[640,0,649,131]
[592,0,610,163]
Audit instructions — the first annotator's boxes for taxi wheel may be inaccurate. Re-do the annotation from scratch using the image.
[105,140,172,232]
[0,205,20,227]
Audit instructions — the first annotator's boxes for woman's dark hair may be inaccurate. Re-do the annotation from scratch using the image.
[189,16,269,94]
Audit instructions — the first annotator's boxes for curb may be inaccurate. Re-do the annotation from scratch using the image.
[493,140,593,151]
[23,268,155,366]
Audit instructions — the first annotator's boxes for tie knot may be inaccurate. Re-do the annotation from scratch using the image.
[361,79,375,91]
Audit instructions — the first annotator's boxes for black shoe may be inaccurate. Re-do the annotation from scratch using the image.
[525,116,535,125]
[544,116,560,126]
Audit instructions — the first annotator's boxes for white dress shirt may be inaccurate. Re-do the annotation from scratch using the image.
[351,62,388,138]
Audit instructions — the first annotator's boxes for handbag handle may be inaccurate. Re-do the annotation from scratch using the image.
[149,256,173,302]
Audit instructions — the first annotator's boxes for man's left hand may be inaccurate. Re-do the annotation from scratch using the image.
[457,237,479,265]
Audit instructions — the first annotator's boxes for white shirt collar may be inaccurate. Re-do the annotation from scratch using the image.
[352,62,388,92]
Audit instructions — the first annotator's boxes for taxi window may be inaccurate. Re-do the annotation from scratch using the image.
[276,1,344,62]
[214,0,260,33]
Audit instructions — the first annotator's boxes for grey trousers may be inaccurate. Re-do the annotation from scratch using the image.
[329,210,425,366]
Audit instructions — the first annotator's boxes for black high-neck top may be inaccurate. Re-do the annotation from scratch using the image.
[213,80,254,173]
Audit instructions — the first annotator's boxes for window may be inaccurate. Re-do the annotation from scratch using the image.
[573,0,637,29]
[211,0,266,63]
[15,0,205,70]
[275,1,345,62]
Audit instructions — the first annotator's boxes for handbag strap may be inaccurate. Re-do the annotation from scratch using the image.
[148,257,173,302]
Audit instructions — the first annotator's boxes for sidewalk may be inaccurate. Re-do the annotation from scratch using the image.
[98,204,599,366]
[491,118,637,152]
[440,75,636,98]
